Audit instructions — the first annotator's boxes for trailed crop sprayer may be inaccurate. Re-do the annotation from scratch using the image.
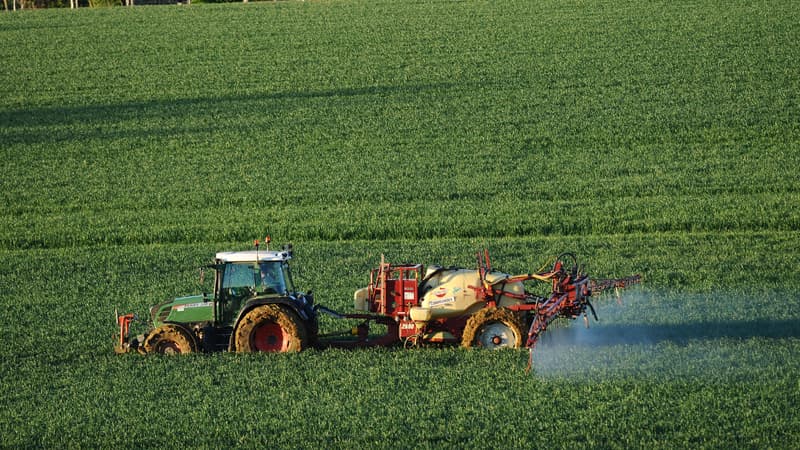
[115,241,639,361]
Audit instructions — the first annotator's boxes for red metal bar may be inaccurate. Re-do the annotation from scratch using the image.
[115,313,135,353]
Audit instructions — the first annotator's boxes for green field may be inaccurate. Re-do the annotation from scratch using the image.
[1,0,799,447]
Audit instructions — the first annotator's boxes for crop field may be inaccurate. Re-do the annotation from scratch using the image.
[1,0,799,447]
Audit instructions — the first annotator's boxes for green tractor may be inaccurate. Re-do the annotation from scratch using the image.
[115,244,317,354]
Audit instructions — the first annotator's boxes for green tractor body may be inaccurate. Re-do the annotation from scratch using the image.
[116,246,317,355]
[152,294,213,326]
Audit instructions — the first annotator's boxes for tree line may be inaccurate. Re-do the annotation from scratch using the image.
[3,0,254,9]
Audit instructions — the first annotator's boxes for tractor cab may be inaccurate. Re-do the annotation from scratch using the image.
[213,250,296,326]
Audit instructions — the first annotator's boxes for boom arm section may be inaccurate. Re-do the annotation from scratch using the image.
[590,275,642,295]
[485,251,640,351]
[523,273,641,348]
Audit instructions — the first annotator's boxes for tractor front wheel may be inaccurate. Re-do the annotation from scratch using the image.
[461,307,524,349]
[143,324,197,354]
[234,305,307,353]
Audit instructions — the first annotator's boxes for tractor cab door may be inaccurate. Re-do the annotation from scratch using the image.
[217,262,259,325]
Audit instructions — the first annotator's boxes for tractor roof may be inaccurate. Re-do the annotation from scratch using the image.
[215,250,291,263]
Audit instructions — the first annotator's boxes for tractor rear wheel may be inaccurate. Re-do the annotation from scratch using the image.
[143,324,196,354]
[234,305,307,353]
[461,307,524,349]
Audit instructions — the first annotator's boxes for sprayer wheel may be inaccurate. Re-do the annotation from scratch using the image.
[234,305,307,353]
[461,307,525,349]
[143,324,197,355]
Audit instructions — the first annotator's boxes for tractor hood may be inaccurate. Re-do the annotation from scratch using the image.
[151,294,214,327]
[170,294,207,307]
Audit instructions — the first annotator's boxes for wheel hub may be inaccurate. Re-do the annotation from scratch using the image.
[158,342,181,354]
[477,322,515,349]
[252,322,289,352]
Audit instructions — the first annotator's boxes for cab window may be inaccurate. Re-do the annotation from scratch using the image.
[258,261,287,294]
[222,263,257,290]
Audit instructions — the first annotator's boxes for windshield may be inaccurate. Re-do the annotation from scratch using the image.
[258,261,288,294]
[221,261,292,295]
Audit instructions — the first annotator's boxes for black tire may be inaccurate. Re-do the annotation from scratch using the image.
[234,305,307,353]
[461,307,524,349]
[143,324,196,354]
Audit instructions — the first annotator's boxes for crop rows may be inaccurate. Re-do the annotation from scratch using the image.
[1,0,799,447]
[2,0,798,253]
[1,236,798,447]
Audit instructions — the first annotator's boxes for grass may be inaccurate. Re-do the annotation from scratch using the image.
[1,0,799,447]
